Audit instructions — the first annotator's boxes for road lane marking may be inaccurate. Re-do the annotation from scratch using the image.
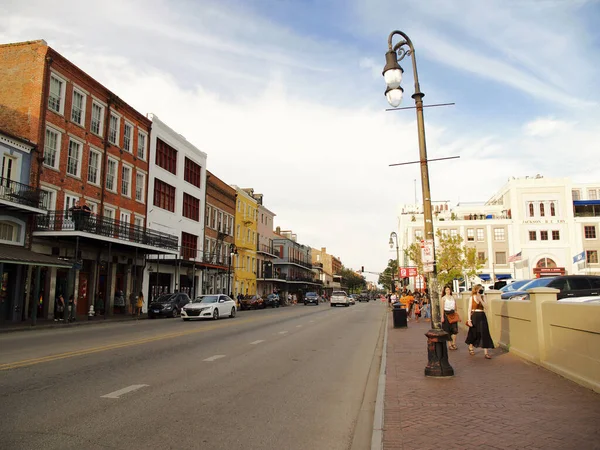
[203,355,226,362]
[309,320,315,323]
[101,384,148,399]
[278,331,288,335]
[296,325,302,328]
[0,312,294,371]
[249,340,265,345]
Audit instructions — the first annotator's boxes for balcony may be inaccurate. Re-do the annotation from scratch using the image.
[257,243,278,258]
[35,210,178,252]
[0,177,48,214]
[273,257,313,270]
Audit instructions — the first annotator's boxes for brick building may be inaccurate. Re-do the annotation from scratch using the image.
[203,171,236,295]
[0,40,178,320]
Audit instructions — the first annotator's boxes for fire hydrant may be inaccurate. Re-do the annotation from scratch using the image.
[88,304,95,320]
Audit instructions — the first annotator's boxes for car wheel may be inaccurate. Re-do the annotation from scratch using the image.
[172,308,179,318]
[345,304,350,307]
[304,302,308,306]
[230,307,236,318]
[330,303,334,307]
[183,318,190,321]
[213,309,219,320]
[149,314,155,319]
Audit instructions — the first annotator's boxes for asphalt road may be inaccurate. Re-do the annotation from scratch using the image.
[0,300,386,450]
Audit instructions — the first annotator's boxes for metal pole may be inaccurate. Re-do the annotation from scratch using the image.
[105,242,111,319]
[31,266,41,326]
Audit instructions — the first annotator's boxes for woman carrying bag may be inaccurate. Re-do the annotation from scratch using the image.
[465,284,495,359]
[440,286,459,350]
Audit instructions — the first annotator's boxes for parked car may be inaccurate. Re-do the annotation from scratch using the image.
[348,294,357,305]
[499,279,533,293]
[358,293,370,302]
[239,295,265,310]
[265,294,281,308]
[330,291,349,307]
[304,292,320,306]
[181,294,236,320]
[148,293,191,319]
[557,296,600,304]
[502,275,600,301]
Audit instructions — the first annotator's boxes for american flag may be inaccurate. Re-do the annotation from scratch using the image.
[508,252,522,263]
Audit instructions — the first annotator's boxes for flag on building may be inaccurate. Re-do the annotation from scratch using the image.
[508,251,522,263]
[573,251,585,264]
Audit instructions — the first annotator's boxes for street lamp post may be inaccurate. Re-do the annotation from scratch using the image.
[383,30,453,377]
[227,245,237,297]
[389,232,400,291]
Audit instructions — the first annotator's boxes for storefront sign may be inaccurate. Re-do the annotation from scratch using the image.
[522,219,566,224]
[399,267,418,277]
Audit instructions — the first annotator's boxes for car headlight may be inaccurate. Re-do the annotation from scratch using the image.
[511,294,529,301]
[163,304,173,309]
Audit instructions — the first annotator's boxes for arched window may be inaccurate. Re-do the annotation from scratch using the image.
[550,202,556,216]
[0,218,25,245]
[529,203,534,217]
[536,258,557,268]
[540,203,545,217]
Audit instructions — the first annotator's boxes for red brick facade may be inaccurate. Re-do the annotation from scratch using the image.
[205,170,236,249]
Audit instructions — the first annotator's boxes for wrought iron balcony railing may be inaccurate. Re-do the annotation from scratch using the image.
[273,257,313,270]
[0,176,48,210]
[35,210,179,251]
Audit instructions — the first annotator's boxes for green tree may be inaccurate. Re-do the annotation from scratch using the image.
[404,243,423,274]
[436,231,486,288]
[377,259,398,291]
[340,267,366,293]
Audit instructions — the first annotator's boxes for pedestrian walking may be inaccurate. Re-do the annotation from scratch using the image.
[465,284,494,359]
[67,294,76,322]
[136,291,144,318]
[55,293,65,321]
[414,296,422,323]
[422,294,431,321]
[406,290,415,319]
[440,286,459,350]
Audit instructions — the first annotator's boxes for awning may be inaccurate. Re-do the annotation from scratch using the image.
[574,200,600,206]
[0,244,72,268]
[478,274,491,281]
[496,274,512,280]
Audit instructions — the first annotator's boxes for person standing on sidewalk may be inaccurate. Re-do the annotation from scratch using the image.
[465,284,494,359]
[440,286,459,350]
[135,291,144,318]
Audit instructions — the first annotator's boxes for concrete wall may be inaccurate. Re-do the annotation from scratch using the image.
[458,288,600,393]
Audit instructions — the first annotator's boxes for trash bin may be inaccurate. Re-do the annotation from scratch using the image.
[392,302,407,328]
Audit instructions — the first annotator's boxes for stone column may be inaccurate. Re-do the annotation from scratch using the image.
[47,266,57,319]
[527,287,558,362]
[108,263,117,313]
[484,289,502,345]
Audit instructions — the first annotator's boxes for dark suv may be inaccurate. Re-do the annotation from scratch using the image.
[304,292,320,306]
[502,275,600,300]
[148,293,191,318]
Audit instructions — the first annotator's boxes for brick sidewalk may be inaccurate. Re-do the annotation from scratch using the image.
[384,316,600,450]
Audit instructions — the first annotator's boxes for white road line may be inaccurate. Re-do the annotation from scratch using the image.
[296,325,302,328]
[250,340,265,345]
[278,331,288,335]
[101,384,149,399]
[203,355,226,362]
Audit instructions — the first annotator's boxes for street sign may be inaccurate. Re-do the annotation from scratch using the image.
[399,267,418,277]
[420,239,434,265]
[423,263,434,273]
[415,275,425,289]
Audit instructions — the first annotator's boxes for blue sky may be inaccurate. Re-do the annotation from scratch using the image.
[2,0,599,280]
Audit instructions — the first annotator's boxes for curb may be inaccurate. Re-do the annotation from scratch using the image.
[371,313,388,450]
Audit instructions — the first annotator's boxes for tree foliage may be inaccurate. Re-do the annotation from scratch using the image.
[404,243,423,274]
[377,259,398,291]
[340,267,366,293]
[436,231,486,287]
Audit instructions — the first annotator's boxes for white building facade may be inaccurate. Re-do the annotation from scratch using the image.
[398,176,600,286]
[143,114,207,303]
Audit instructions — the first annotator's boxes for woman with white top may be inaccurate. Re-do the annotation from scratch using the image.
[440,286,459,350]
[465,284,494,359]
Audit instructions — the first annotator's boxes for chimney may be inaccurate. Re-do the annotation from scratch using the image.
[276,226,281,234]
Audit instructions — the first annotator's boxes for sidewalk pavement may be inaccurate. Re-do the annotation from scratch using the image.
[383,316,600,450]
[0,314,147,334]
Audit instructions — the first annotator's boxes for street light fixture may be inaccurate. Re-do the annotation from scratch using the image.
[383,30,454,377]
[389,232,400,292]
[227,244,237,296]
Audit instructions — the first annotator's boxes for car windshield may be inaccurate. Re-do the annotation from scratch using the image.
[155,294,175,302]
[518,277,555,291]
[194,295,218,303]
[332,291,346,296]
[500,280,531,292]
[267,294,277,299]
[306,292,317,297]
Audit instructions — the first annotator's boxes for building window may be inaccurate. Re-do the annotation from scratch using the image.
[0,221,22,244]
[40,188,56,210]
[495,252,506,265]
[528,203,534,217]
[106,158,117,192]
[137,131,147,160]
[477,252,486,263]
[493,228,505,241]
[450,229,458,238]
[121,165,132,197]
[587,250,599,264]
[467,228,475,241]
[48,74,65,114]
[415,230,423,240]
[91,102,104,136]
[135,172,145,203]
[67,139,82,177]
[108,114,120,145]
[183,193,200,222]
[123,123,133,152]
[87,150,101,185]
[184,157,201,188]
[205,206,210,226]
[104,207,115,220]
[572,190,581,201]
[237,224,240,239]
[476,229,484,242]
[134,216,144,229]
[153,178,175,212]
[540,230,548,241]
[584,225,597,239]
[156,138,177,174]
[539,203,545,217]
[181,232,198,260]
[552,230,560,240]
[529,231,537,241]
[71,89,86,126]
[44,128,61,169]
[589,190,598,200]
[550,202,556,216]
[440,229,449,238]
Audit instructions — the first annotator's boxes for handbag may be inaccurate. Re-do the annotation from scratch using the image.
[446,311,460,324]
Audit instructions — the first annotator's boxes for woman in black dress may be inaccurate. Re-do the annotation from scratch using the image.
[465,284,494,359]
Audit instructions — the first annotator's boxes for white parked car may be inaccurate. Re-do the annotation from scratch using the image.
[181,294,236,321]
[330,291,350,307]
[557,296,600,304]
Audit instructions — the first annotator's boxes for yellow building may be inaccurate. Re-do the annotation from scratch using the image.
[232,187,258,297]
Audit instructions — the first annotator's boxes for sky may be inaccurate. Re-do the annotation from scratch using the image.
[2,0,600,283]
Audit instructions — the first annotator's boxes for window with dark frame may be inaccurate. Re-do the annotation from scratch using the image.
[529,203,534,217]
[587,250,599,264]
[540,230,549,240]
[529,231,537,241]
[552,230,560,240]
[540,203,545,217]
[181,232,198,260]
[584,225,597,239]
[183,193,200,222]
[155,138,177,175]
[184,157,201,188]
[550,202,556,216]
[477,251,486,262]
[153,178,175,212]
